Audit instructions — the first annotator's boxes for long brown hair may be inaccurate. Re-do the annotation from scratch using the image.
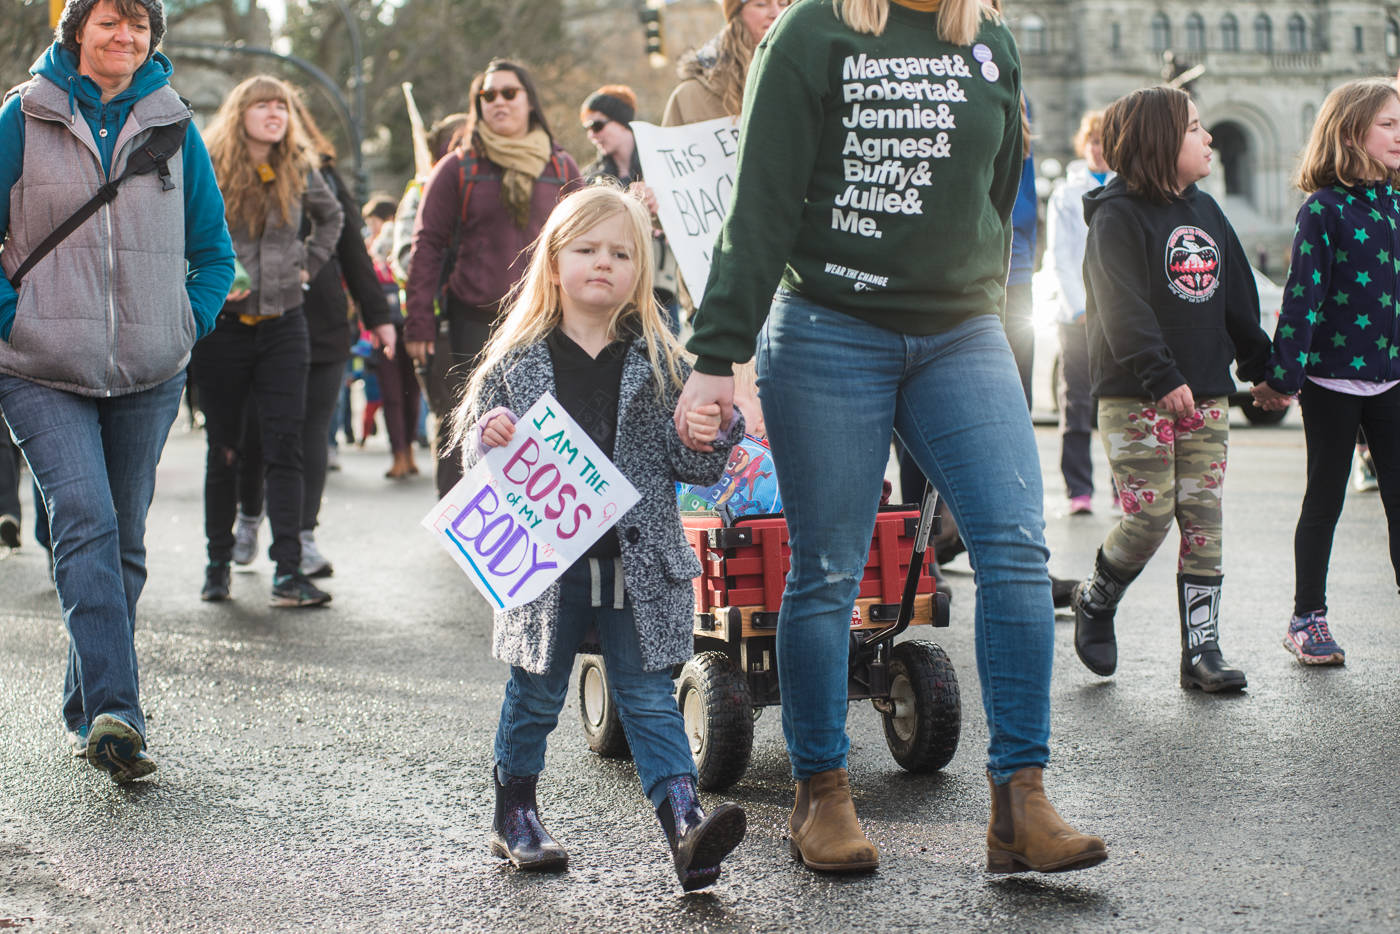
[1100,86,1191,205]
[1295,78,1400,193]
[205,75,314,237]
[685,17,757,117]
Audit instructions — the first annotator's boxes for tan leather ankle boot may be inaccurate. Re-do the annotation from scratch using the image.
[986,768,1107,873]
[789,768,879,872]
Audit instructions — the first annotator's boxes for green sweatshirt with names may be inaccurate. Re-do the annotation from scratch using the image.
[687,0,1024,375]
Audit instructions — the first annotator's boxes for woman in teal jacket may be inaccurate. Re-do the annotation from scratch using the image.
[0,0,235,783]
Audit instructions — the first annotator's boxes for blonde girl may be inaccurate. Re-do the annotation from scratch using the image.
[194,74,343,608]
[1255,77,1400,665]
[453,185,747,892]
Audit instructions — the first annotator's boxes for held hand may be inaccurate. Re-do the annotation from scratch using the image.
[226,288,251,302]
[407,340,432,365]
[674,371,735,452]
[1157,384,1196,419]
[373,323,397,361]
[300,269,311,285]
[1250,382,1294,412]
[481,413,516,450]
[684,403,723,445]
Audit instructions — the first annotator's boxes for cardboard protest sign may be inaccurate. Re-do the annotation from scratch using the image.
[422,394,640,610]
[631,117,739,306]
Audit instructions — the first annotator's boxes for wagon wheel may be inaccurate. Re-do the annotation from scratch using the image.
[676,651,753,791]
[578,654,631,759]
[880,640,961,773]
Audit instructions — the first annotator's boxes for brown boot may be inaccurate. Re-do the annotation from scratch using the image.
[986,768,1107,873]
[789,768,879,872]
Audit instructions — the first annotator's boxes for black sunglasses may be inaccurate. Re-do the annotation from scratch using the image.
[583,118,611,134]
[479,87,522,104]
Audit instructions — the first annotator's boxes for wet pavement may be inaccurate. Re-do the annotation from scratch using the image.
[1,410,1396,932]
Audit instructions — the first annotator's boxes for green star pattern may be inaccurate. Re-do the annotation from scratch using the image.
[1356,313,1371,328]
[1357,271,1372,286]
[1354,227,1370,243]
[1350,356,1366,370]
[1331,332,1347,348]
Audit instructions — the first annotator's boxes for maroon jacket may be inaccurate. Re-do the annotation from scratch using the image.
[403,141,580,342]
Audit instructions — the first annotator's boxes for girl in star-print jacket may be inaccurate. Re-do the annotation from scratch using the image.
[1074,87,1272,695]
[1256,77,1400,667]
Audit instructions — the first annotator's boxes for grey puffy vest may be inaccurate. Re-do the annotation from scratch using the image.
[0,77,195,397]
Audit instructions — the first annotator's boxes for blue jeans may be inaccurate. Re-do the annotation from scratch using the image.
[0,372,185,737]
[494,558,696,808]
[756,293,1053,783]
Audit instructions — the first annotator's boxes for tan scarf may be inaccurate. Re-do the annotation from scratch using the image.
[475,124,552,229]
[892,0,941,10]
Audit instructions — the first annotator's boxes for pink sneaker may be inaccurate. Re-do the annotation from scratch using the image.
[1069,495,1093,515]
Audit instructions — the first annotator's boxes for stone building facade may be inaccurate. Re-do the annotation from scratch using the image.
[1009,0,1400,263]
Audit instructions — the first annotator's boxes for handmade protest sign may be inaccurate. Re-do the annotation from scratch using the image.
[422,394,640,610]
[631,116,739,306]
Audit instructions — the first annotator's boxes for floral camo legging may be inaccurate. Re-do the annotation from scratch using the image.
[1098,397,1229,577]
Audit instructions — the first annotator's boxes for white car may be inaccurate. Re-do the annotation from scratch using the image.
[1028,265,1288,426]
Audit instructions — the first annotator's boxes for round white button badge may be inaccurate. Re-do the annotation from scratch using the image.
[972,43,993,63]
[981,61,1000,82]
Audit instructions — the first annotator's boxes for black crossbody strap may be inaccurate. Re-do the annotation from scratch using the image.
[9,117,188,288]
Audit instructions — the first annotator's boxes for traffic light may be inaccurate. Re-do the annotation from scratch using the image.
[638,1,664,67]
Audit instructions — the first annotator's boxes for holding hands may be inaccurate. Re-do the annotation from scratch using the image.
[674,371,735,452]
[1250,382,1295,412]
[684,403,724,445]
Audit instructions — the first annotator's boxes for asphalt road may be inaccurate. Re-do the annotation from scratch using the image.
[1,408,1396,933]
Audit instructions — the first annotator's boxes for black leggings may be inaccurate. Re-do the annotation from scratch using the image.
[1293,380,1400,614]
[194,310,309,576]
[238,358,345,531]
[426,301,495,498]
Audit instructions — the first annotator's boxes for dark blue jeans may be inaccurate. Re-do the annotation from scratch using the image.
[494,558,696,808]
[756,293,1054,782]
[0,371,184,736]
[193,310,309,576]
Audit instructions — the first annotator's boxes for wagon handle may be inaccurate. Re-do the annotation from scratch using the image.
[862,482,938,653]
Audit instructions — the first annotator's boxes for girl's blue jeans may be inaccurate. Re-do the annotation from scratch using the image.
[756,292,1054,783]
[494,558,696,808]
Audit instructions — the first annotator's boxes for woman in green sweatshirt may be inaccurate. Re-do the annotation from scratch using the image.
[673,0,1105,875]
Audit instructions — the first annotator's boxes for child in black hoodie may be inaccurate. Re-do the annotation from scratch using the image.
[1072,86,1273,692]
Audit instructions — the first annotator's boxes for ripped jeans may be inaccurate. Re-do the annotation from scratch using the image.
[757,293,1053,782]
[193,309,309,577]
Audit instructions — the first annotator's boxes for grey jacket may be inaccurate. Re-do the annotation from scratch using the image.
[0,79,198,395]
[229,167,343,318]
[464,338,742,674]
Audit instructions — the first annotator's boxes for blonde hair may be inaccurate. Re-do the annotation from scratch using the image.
[1295,78,1400,193]
[1073,109,1105,158]
[205,75,314,238]
[451,185,687,449]
[838,0,991,44]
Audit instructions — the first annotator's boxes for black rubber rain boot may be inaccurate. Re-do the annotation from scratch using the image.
[489,767,568,871]
[1070,549,1139,676]
[656,776,746,891]
[1178,574,1247,693]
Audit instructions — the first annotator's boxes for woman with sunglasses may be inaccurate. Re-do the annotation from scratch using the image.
[579,84,681,332]
[404,59,580,498]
